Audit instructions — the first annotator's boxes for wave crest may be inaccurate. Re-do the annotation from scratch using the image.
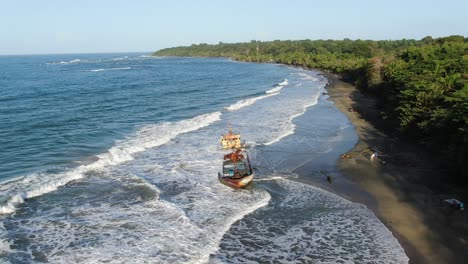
[47,59,81,65]
[278,79,288,86]
[86,67,131,72]
[266,85,283,94]
[225,93,278,111]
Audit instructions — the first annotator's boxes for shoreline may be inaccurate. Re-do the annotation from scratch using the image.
[311,72,467,264]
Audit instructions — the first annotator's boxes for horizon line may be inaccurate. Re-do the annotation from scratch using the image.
[0,50,154,57]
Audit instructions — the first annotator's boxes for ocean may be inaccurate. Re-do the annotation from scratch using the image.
[0,54,408,263]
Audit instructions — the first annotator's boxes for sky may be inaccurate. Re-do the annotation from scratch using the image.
[0,0,467,55]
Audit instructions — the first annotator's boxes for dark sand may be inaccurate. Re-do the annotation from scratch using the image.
[295,73,468,264]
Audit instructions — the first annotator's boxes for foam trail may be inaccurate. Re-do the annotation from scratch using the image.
[0,223,12,257]
[111,56,129,61]
[196,193,271,263]
[225,93,278,111]
[254,175,298,182]
[60,59,81,64]
[86,67,131,72]
[266,85,283,94]
[0,112,222,215]
[47,59,81,65]
[279,79,288,86]
[263,93,320,146]
[297,72,317,81]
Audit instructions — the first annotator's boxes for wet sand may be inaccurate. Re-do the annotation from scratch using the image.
[295,73,467,264]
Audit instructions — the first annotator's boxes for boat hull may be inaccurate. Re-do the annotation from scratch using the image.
[218,173,254,189]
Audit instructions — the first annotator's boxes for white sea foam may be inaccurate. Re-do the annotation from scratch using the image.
[14,186,270,263]
[86,67,131,72]
[263,93,320,146]
[0,223,12,255]
[2,136,270,263]
[254,174,298,182]
[108,134,272,263]
[61,59,81,64]
[221,69,324,148]
[0,112,222,215]
[279,79,288,86]
[266,85,283,94]
[212,178,409,263]
[225,93,279,111]
[297,72,318,81]
[112,56,129,61]
[265,79,289,94]
[47,59,81,65]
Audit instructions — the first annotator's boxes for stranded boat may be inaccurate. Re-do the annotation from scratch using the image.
[218,148,254,189]
[220,127,245,149]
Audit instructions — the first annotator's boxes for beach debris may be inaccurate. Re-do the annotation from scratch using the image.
[320,170,332,184]
[341,149,370,159]
[443,198,464,211]
[341,148,387,162]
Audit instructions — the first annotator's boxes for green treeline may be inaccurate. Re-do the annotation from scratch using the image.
[154,36,468,184]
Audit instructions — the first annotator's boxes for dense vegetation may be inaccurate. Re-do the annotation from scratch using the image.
[154,36,468,184]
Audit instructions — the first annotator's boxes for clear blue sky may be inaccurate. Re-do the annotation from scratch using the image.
[1,0,466,55]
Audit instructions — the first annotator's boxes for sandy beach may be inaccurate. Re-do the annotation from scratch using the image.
[313,73,468,263]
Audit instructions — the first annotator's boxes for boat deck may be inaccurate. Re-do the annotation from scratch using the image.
[221,160,247,177]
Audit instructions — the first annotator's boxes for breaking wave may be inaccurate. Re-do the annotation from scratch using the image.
[279,79,288,86]
[47,59,81,65]
[265,78,289,94]
[0,112,222,215]
[225,93,279,111]
[266,85,283,94]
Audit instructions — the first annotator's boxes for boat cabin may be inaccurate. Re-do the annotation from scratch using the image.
[220,127,245,149]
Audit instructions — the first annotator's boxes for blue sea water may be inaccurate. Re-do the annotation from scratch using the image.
[0,54,408,263]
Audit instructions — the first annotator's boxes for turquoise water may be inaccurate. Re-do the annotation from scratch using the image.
[0,54,407,263]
